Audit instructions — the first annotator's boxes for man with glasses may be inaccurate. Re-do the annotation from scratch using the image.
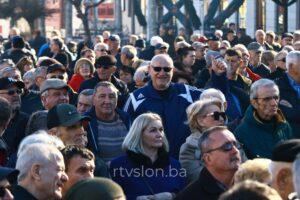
[175,126,241,200]
[79,55,128,108]
[94,43,109,59]
[46,63,68,82]
[124,54,202,158]
[0,77,29,157]
[235,79,293,159]
[276,51,300,138]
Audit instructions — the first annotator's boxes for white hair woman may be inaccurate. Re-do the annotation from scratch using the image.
[110,113,186,200]
[179,99,226,183]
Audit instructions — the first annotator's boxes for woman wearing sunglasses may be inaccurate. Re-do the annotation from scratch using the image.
[68,58,95,92]
[179,99,226,183]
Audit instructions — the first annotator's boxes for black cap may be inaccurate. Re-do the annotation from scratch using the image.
[0,167,19,183]
[155,43,167,50]
[271,139,300,162]
[95,55,117,68]
[0,77,24,90]
[47,103,90,129]
[135,39,146,48]
[282,32,293,39]
[207,35,219,41]
[11,36,25,48]
[47,63,66,74]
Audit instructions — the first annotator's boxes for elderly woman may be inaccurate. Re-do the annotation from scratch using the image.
[68,58,95,92]
[179,99,226,183]
[110,113,186,200]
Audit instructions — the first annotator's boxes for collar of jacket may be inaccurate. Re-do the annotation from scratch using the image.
[199,167,227,194]
[145,80,176,100]
[126,148,170,168]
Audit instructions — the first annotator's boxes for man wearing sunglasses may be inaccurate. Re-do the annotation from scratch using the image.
[124,54,202,158]
[175,126,241,200]
[0,77,29,158]
[235,79,293,159]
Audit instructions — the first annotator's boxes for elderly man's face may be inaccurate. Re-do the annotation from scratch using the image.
[93,86,117,118]
[0,85,22,111]
[203,130,241,172]
[57,122,87,147]
[39,152,68,200]
[77,94,93,114]
[95,46,108,58]
[251,86,279,120]
[41,88,69,110]
[256,31,265,44]
[0,179,14,200]
[149,59,173,91]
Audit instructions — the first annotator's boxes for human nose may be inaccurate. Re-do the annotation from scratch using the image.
[61,172,69,182]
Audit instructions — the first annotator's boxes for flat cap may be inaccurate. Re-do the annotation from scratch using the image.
[271,139,300,162]
[40,78,69,94]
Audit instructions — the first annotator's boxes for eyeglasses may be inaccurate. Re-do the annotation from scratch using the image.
[203,111,227,121]
[0,185,12,197]
[204,141,243,154]
[0,88,22,95]
[50,75,64,80]
[97,49,108,52]
[151,66,172,73]
[254,95,279,102]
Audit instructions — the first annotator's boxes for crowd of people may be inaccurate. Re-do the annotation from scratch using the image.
[0,23,299,200]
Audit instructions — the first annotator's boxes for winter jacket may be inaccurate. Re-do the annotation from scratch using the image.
[123,81,202,158]
[68,73,86,92]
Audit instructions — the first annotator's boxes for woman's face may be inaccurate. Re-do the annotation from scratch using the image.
[23,64,33,73]
[197,105,225,131]
[79,63,91,78]
[142,119,164,150]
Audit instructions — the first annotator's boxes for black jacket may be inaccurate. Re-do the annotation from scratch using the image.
[12,185,38,200]
[21,90,43,115]
[175,167,226,200]
[249,63,271,78]
[276,73,300,138]
[79,74,129,108]
[0,48,35,64]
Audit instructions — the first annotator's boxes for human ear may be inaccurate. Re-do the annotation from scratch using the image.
[31,164,42,181]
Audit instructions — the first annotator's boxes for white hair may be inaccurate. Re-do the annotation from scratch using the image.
[150,36,163,47]
[200,88,226,103]
[23,69,36,82]
[250,79,279,100]
[17,131,64,157]
[16,143,63,182]
[133,65,148,82]
[215,29,223,37]
[94,43,108,51]
[286,51,300,70]
[293,154,300,197]
[256,29,266,37]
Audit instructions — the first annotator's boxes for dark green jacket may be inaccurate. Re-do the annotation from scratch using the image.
[234,105,293,159]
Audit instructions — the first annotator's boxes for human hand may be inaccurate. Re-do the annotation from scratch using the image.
[136,195,154,200]
[153,192,174,200]
[211,56,227,75]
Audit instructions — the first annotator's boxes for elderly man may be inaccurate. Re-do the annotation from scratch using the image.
[0,78,29,156]
[79,55,128,108]
[12,143,68,200]
[235,79,293,159]
[40,78,70,110]
[124,54,201,158]
[175,126,241,200]
[47,103,90,147]
[85,81,130,163]
[77,89,94,114]
[276,51,300,138]
[269,139,300,200]
[255,29,273,50]
[120,45,140,68]
[94,43,109,59]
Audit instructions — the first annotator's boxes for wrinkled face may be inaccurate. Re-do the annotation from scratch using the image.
[96,66,116,81]
[149,59,173,91]
[197,105,225,131]
[93,86,117,117]
[57,122,87,147]
[95,46,108,58]
[119,70,133,84]
[142,119,164,150]
[225,54,241,74]
[282,37,293,47]
[256,31,265,44]
[183,50,196,67]
[39,153,68,200]
[78,63,91,78]
[63,155,95,195]
[0,179,14,200]
[42,88,69,110]
[83,51,95,64]
[249,50,262,66]
[77,94,93,114]
[203,130,241,172]
[251,86,279,120]
[0,85,21,111]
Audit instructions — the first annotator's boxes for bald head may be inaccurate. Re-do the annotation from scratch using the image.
[150,54,174,68]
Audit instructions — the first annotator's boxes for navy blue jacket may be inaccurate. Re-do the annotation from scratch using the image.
[123,81,202,158]
[85,107,131,155]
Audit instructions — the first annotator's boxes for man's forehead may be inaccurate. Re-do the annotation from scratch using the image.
[48,88,68,93]
[96,86,116,94]
[210,130,236,142]
[151,59,172,67]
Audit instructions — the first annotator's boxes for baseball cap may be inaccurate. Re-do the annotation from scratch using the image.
[109,34,120,42]
[271,139,300,162]
[247,42,264,52]
[0,77,24,90]
[0,167,19,183]
[155,43,168,50]
[40,78,69,94]
[207,35,219,41]
[47,63,66,74]
[47,103,90,129]
[282,32,294,39]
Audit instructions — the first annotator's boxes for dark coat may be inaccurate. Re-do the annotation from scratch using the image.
[276,73,300,138]
[249,63,271,78]
[21,90,43,115]
[139,46,155,60]
[79,74,129,109]
[12,185,38,200]
[0,48,34,64]
[174,167,226,200]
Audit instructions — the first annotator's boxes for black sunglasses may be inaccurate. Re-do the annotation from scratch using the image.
[0,185,12,197]
[0,88,22,96]
[204,141,242,154]
[205,111,227,121]
[50,75,64,80]
[151,66,172,73]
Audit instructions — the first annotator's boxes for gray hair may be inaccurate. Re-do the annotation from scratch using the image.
[94,81,119,97]
[133,65,148,82]
[16,143,63,182]
[94,43,108,51]
[121,45,137,59]
[122,113,169,154]
[23,69,35,82]
[0,66,20,78]
[200,88,226,103]
[286,51,300,70]
[293,154,300,197]
[79,89,94,97]
[34,66,47,80]
[250,79,279,100]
